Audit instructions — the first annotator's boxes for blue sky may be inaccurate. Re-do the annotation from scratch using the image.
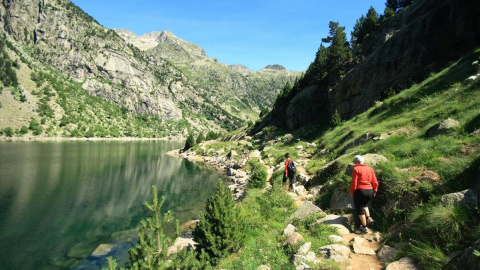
[70,0,386,71]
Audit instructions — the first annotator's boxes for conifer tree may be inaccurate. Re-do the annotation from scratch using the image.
[196,132,205,145]
[184,133,195,150]
[192,180,244,265]
[322,21,352,86]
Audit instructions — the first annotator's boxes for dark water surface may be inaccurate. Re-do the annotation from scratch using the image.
[0,141,220,269]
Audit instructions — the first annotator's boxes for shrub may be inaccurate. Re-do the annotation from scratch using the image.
[19,126,28,135]
[193,181,244,265]
[4,127,13,137]
[248,160,267,189]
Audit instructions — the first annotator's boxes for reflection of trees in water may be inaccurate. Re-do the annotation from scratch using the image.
[0,141,219,270]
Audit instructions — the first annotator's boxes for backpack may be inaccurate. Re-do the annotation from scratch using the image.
[287,160,296,177]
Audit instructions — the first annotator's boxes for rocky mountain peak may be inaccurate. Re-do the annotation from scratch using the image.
[263,64,286,70]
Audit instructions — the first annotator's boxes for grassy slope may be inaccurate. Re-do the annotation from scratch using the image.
[201,48,480,269]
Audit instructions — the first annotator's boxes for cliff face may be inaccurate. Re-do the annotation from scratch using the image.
[276,0,480,130]
[330,0,480,120]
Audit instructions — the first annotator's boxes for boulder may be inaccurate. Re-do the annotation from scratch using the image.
[257,265,271,270]
[283,232,304,247]
[318,244,351,263]
[297,174,311,185]
[283,224,297,236]
[329,188,354,210]
[328,224,350,235]
[295,262,310,270]
[427,118,461,137]
[296,145,304,150]
[287,201,324,222]
[345,153,388,175]
[465,75,478,84]
[227,168,237,176]
[317,214,350,228]
[470,129,480,136]
[441,189,478,207]
[377,245,399,263]
[297,242,312,255]
[294,184,306,195]
[227,150,238,159]
[91,244,114,257]
[308,185,322,197]
[351,237,376,255]
[250,150,261,158]
[328,235,343,243]
[385,257,419,270]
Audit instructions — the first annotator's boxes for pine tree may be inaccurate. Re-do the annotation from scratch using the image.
[196,132,205,145]
[322,21,352,86]
[127,186,177,269]
[184,133,195,150]
[192,181,244,265]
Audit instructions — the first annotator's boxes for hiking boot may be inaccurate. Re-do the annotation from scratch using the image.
[367,216,374,225]
[358,225,368,234]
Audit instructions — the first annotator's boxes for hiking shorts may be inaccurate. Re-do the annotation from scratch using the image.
[353,189,374,215]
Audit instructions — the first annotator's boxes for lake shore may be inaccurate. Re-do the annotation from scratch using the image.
[0,136,184,142]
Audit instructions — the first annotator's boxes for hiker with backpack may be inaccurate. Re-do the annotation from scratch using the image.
[283,153,296,191]
[350,155,378,234]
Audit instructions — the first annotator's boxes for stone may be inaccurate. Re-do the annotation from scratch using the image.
[294,184,306,195]
[328,224,350,235]
[283,224,297,236]
[250,150,261,158]
[297,173,311,185]
[318,244,351,263]
[287,201,324,222]
[345,153,388,176]
[465,75,478,84]
[308,185,322,197]
[427,118,461,137]
[91,244,114,257]
[296,145,304,150]
[306,143,317,148]
[294,254,307,266]
[305,251,316,262]
[283,232,304,247]
[227,167,237,176]
[257,265,271,270]
[317,214,350,227]
[377,245,399,262]
[385,257,419,270]
[227,150,238,159]
[168,237,197,255]
[441,189,478,207]
[351,238,376,255]
[470,129,480,136]
[297,242,311,255]
[328,235,343,243]
[295,262,310,270]
[329,188,354,210]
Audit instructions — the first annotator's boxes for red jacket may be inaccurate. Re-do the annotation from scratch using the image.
[350,164,378,196]
[284,158,292,175]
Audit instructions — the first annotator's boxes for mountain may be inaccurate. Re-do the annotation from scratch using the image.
[0,0,300,139]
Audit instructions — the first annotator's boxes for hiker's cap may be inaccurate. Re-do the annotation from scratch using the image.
[353,155,365,164]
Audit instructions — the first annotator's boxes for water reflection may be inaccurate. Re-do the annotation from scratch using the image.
[0,141,219,269]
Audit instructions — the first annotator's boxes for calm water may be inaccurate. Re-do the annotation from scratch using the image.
[0,141,221,270]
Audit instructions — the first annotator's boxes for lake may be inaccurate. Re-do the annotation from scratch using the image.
[0,140,221,269]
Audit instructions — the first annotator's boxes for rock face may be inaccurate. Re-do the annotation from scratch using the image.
[329,188,355,210]
[266,0,480,130]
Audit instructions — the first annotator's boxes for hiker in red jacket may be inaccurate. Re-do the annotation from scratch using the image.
[350,155,378,234]
[283,153,295,191]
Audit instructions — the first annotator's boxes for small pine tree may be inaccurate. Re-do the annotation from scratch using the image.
[331,110,342,127]
[184,133,195,150]
[192,181,244,265]
[196,132,205,145]
[127,185,177,269]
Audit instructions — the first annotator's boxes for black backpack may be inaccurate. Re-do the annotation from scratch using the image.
[287,160,296,177]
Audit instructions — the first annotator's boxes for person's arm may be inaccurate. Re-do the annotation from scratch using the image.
[350,167,358,196]
[285,160,288,175]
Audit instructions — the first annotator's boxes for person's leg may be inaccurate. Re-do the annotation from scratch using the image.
[353,190,367,226]
[364,207,370,218]
[282,175,287,191]
[359,214,367,226]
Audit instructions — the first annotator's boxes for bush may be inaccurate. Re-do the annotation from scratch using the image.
[4,127,13,137]
[248,159,267,189]
[19,126,28,135]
